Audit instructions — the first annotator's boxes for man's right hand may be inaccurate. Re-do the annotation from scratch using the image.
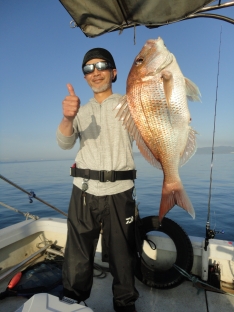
[59,83,80,136]
[62,83,80,122]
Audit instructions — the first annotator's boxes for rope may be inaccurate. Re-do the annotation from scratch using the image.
[173,264,234,297]
[134,24,136,45]
[93,263,109,278]
[0,174,67,217]
[0,201,39,220]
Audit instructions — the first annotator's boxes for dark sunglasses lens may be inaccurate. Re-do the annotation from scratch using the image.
[96,61,109,70]
[83,64,94,74]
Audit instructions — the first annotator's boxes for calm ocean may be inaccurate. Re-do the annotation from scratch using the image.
[0,153,233,242]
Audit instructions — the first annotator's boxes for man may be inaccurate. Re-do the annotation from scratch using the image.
[56,48,139,312]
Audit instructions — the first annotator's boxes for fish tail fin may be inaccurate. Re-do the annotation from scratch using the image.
[159,181,195,222]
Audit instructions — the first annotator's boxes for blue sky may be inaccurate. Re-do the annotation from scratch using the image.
[0,1,233,161]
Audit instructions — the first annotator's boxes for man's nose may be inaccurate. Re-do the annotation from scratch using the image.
[93,67,101,75]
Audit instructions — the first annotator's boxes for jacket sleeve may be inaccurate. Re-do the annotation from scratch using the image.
[56,118,79,150]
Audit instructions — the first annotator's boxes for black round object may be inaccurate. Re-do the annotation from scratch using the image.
[135,216,194,289]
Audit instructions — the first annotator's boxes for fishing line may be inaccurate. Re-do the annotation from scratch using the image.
[205,26,222,249]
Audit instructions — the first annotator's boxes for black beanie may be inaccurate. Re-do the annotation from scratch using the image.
[82,48,117,82]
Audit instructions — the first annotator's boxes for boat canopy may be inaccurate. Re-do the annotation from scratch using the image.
[59,0,234,38]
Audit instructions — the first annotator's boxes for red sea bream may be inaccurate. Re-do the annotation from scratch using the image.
[116,37,201,222]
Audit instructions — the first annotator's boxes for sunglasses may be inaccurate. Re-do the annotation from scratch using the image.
[82,61,113,75]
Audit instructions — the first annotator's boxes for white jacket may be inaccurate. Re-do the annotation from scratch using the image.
[56,93,135,196]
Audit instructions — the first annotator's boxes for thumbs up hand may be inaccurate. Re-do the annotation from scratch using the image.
[62,83,80,122]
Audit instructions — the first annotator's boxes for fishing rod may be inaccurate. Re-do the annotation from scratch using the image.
[0,174,68,217]
[204,27,223,251]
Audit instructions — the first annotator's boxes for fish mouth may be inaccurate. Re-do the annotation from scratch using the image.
[155,52,173,73]
[142,38,173,74]
[144,37,163,47]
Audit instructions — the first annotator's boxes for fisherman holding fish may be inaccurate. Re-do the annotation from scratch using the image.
[57,38,201,311]
[57,48,139,312]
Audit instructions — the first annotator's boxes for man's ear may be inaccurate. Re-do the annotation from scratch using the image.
[112,69,117,81]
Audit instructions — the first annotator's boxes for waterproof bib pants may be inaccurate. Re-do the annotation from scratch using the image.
[62,185,139,311]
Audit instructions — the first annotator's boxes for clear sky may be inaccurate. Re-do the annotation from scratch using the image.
[0,1,233,161]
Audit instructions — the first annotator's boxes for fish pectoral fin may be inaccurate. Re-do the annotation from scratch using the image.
[184,77,202,102]
[180,127,197,167]
[159,181,195,222]
[114,95,137,137]
[161,70,173,110]
[114,94,129,120]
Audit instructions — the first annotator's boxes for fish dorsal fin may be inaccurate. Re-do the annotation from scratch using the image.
[180,126,198,167]
[115,95,162,170]
[184,77,202,102]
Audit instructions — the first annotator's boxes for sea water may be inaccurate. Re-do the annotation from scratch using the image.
[0,153,233,242]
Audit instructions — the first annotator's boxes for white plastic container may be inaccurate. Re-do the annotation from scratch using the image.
[15,293,93,312]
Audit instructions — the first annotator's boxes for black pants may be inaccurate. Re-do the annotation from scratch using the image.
[62,185,139,311]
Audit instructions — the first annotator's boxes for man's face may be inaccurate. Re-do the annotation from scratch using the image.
[84,58,117,93]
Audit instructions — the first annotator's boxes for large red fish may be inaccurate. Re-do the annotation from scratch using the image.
[116,37,201,222]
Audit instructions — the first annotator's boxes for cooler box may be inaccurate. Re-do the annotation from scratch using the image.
[15,293,93,312]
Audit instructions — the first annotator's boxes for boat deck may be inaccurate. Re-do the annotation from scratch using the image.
[1,268,234,312]
[0,218,233,311]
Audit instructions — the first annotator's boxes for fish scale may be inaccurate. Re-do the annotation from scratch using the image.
[116,37,201,222]
[131,81,176,164]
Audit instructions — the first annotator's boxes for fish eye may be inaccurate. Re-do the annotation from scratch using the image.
[135,57,143,65]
